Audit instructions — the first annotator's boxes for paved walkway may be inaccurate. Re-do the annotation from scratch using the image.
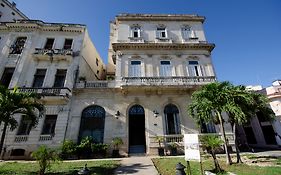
[114,156,158,175]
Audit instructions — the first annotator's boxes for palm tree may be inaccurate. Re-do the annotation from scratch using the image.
[188,81,235,165]
[0,86,44,155]
[188,81,274,165]
[227,86,275,163]
[200,135,223,173]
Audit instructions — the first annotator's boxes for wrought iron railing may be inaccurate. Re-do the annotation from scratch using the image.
[34,48,73,56]
[18,87,71,97]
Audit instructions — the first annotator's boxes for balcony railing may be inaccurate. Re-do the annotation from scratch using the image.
[34,48,73,56]
[150,133,234,147]
[76,81,116,88]
[39,135,53,141]
[14,135,28,142]
[18,87,71,98]
[121,76,216,86]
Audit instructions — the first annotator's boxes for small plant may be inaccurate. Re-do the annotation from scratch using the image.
[168,142,178,156]
[155,136,164,147]
[112,137,123,150]
[60,139,77,159]
[32,145,60,175]
[111,137,123,157]
[91,143,109,158]
[200,135,223,173]
[77,136,94,158]
[155,136,165,156]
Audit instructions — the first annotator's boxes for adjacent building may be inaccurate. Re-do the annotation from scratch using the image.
[239,82,281,150]
[0,18,104,159]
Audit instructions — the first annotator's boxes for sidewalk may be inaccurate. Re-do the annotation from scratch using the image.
[114,156,158,175]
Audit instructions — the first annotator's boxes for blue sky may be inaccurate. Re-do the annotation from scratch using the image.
[14,0,281,87]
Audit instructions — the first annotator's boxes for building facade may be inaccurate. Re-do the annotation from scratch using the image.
[0,19,104,159]
[0,10,228,158]
[66,14,218,155]
[239,82,281,150]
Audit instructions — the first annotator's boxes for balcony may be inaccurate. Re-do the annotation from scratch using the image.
[76,81,115,88]
[14,135,28,143]
[121,76,216,87]
[18,87,71,102]
[39,135,53,141]
[33,48,73,62]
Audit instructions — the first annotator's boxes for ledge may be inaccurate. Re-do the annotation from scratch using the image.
[112,42,215,52]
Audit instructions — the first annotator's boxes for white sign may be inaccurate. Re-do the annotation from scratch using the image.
[184,134,201,161]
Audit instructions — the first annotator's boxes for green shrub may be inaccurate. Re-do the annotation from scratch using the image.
[60,139,77,159]
[92,143,109,158]
[32,145,60,175]
[112,137,123,150]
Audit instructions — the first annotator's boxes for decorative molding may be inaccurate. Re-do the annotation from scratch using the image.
[112,43,215,52]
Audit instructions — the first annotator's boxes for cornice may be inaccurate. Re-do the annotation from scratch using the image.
[0,20,85,33]
[112,43,215,52]
[116,14,205,23]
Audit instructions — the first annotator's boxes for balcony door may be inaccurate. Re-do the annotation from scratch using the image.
[129,105,146,153]
[160,61,172,76]
[187,61,205,76]
[129,61,141,77]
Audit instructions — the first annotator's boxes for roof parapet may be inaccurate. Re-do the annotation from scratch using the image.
[116,13,205,23]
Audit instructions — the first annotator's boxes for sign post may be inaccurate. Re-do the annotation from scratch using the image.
[184,134,203,175]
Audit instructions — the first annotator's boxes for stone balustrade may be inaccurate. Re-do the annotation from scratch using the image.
[121,76,216,86]
[14,135,28,142]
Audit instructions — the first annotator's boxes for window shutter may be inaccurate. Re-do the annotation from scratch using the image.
[190,30,196,38]
[200,65,206,76]
[156,30,160,38]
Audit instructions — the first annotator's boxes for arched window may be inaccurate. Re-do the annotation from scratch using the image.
[79,105,105,143]
[129,104,144,115]
[164,104,181,135]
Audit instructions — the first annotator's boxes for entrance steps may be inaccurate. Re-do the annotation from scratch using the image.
[129,145,145,154]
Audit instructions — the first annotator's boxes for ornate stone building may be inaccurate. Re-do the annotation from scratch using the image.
[67,14,217,155]
[0,6,222,158]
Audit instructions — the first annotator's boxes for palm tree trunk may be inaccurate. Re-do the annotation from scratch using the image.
[0,122,8,156]
[211,151,221,172]
[217,111,232,165]
[233,123,243,163]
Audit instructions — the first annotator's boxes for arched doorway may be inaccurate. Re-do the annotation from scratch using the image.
[129,105,146,153]
[78,105,105,143]
[164,104,181,135]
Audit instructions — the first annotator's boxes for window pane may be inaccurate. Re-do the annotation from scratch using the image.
[131,61,141,65]
[44,38,54,49]
[160,61,172,76]
[17,116,32,135]
[32,69,46,87]
[53,69,66,87]
[188,61,198,65]
[41,115,57,135]
[129,61,141,77]
[63,39,73,49]
[10,37,27,54]
[0,67,15,87]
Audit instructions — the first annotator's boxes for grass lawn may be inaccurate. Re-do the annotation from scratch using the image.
[152,157,281,175]
[0,160,120,175]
